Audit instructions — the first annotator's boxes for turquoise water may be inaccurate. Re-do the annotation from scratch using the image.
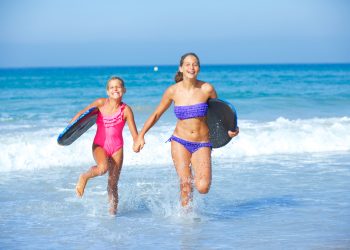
[1,64,350,249]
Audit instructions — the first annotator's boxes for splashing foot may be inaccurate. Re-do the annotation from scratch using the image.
[76,174,88,198]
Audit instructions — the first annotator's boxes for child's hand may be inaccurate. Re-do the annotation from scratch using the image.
[133,143,141,153]
[133,136,145,153]
[228,127,239,138]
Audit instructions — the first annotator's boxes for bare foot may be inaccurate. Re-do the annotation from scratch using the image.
[76,174,88,198]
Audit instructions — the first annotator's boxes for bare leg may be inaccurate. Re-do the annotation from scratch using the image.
[191,147,212,194]
[171,140,193,207]
[108,148,123,215]
[76,145,109,197]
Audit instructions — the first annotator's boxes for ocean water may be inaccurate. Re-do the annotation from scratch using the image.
[1,64,350,249]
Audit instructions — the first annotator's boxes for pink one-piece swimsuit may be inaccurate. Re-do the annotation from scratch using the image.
[93,102,126,156]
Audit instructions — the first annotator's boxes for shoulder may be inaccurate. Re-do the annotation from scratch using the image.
[163,83,178,98]
[122,103,134,120]
[199,81,217,98]
[123,103,134,115]
[168,83,178,93]
[123,103,132,111]
[93,98,107,108]
[199,81,215,93]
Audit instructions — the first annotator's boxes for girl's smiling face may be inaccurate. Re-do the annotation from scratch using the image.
[179,55,200,80]
[107,79,125,99]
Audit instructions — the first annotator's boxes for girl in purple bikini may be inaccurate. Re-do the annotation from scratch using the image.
[133,53,239,207]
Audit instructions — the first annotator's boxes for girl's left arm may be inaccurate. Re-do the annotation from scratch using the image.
[124,105,138,141]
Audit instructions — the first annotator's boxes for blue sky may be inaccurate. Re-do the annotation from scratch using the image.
[0,0,349,67]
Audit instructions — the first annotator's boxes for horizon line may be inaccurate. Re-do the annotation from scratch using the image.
[1,61,350,70]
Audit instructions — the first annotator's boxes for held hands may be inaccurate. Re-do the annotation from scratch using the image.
[228,127,239,138]
[133,135,145,153]
[133,127,238,152]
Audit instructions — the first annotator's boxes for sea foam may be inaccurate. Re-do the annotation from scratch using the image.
[1,116,350,172]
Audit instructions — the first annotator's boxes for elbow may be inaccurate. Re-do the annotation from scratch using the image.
[151,112,161,124]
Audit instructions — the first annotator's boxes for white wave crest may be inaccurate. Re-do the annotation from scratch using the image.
[1,117,350,171]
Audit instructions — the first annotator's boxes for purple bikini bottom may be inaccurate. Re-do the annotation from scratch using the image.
[167,135,212,153]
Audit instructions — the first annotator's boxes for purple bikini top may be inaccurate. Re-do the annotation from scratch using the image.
[174,102,208,120]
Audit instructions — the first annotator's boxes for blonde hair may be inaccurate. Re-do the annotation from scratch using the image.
[106,76,125,89]
[174,52,201,83]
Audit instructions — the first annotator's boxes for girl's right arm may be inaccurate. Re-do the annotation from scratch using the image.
[124,105,138,141]
[68,98,105,124]
[133,87,173,152]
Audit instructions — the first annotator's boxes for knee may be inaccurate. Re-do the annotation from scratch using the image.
[97,163,109,175]
[195,179,211,194]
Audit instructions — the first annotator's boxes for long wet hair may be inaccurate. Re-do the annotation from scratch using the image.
[174,52,201,83]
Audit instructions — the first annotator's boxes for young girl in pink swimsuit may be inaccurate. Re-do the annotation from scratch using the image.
[69,76,138,215]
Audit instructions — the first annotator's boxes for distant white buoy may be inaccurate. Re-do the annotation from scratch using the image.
[153,66,158,72]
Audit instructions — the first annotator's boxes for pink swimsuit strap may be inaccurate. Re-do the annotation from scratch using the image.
[98,102,126,127]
